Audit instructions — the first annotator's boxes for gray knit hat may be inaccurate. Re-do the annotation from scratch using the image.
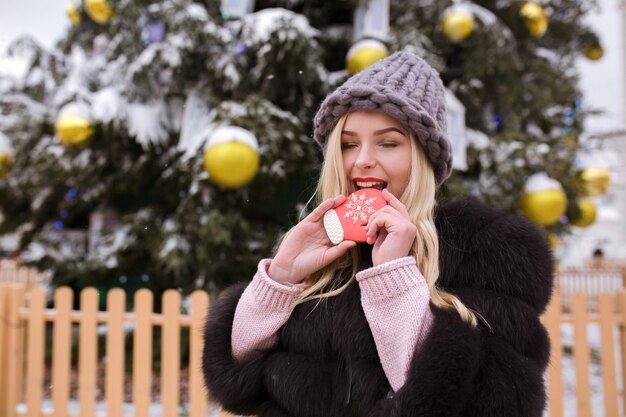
[313,51,452,184]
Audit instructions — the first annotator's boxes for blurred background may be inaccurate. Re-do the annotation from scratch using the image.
[0,0,624,298]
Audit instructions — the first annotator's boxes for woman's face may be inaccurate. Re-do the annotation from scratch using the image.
[341,111,412,199]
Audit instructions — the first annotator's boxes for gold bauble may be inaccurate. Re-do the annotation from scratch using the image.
[520,188,567,226]
[85,0,115,25]
[204,141,260,188]
[0,153,13,179]
[346,40,389,75]
[583,44,604,61]
[441,11,475,43]
[66,2,82,25]
[570,200,597,228]
[520,2,548,38]
[576,168,610,197]
[55,115,94,146]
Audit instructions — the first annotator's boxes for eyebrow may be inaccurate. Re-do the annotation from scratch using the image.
[341,127,407,137]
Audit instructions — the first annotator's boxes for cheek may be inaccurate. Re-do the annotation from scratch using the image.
[391,157,412,190]
[342,153,353,173]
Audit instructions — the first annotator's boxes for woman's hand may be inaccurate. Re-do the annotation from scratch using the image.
[366,189,417,266]
[268,196,357,285]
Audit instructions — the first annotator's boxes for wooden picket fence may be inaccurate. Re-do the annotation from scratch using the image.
[543,290,626,417]
[1,276,626,417]
[0,284,237,417]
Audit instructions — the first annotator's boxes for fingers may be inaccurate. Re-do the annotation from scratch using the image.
[325,240,356,263]
[306,195,346,222]
[382,189,410,218]
[366,210,416,244]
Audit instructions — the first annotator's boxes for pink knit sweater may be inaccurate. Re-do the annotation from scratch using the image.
[231,257,434,392]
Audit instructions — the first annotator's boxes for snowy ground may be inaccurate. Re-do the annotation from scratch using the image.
[16,400,226,417]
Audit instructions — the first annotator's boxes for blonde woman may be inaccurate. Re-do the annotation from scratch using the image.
[203,52,553,417]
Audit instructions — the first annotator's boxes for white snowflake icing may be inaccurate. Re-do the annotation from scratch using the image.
[342,193,378,224]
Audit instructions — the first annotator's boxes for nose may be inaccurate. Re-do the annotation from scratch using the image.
[355,145,376,169]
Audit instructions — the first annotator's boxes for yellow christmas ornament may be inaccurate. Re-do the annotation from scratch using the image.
[66,2,82,25]
[0,132,14,179]
[582,43,604,61]
[570,200,597,228]
[520,2,548,38]
[520,173,567,226]
[55,102,94,146]
[576,167,610,197]
[85,0,115,25]
[346,39,389,75]
[0,153,12,179]
[203,126,260,189]
[441,7,475,43]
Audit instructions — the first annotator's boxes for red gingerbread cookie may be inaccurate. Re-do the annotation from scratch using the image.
[323,188,387,244]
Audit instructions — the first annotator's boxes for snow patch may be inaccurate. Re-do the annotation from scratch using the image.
[466,129,490,150]
[241,8,318,44]
[0,131,13,153]
[524,172,563,193]
[92,87,127,124]
[206,125,258,150]
[178,90,214,158]
[127,102,169,148]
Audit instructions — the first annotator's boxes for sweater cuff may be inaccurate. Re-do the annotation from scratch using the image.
[249,259,304,311]
[356,257,425,303]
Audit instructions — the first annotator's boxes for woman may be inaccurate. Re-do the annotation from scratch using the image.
[202,51,553,417]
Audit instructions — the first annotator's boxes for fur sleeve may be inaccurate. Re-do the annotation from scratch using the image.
[202,282,270,415]
[435,199,554,313]
[435,199,553,366]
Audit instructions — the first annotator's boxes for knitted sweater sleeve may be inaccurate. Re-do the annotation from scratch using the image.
[231,259,303,360]
[356,256,434,392]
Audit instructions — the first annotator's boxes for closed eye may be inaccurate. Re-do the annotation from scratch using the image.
[381,142,399,148]
[341,142,358,150]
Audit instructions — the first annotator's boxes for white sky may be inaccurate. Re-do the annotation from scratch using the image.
[0,0,70,52]
[576,0,624,132]
[0,0,623,133]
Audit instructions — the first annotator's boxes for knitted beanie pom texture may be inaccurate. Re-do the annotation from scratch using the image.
[313,51,453,184]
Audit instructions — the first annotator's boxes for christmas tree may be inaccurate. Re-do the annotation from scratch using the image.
[0,0,603,295]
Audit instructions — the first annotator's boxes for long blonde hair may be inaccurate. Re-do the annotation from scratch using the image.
[296,114,478,327]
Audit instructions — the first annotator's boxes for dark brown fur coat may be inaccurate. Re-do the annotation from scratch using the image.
[202,199,554,417]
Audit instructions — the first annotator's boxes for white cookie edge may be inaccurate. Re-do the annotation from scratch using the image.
[323,209,344,245]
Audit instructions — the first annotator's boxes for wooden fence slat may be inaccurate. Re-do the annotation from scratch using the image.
[544,291,563,417]
[162,290,181,417]
[190,290,209,417]
[25,287,46,417]
[78,288,99,417]
[3,285,25,417]
[597,292,619,417]
[52,287,73,417]
[618,291,626,416]
[106,289,126,417]
[571,292,593,417]
[133,289,153,417]
[0,285,10,415]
